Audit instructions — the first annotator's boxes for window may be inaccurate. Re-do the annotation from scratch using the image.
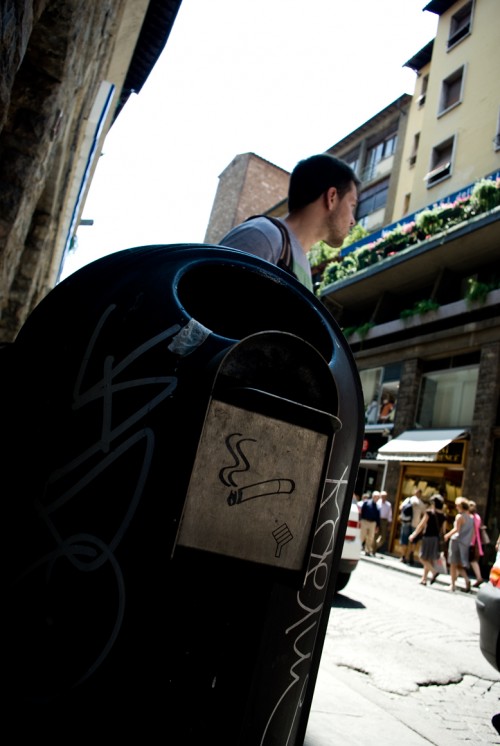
[409,132,420,167]
[360,364,401,426]
[344,152,360,175]
[448,1,473,49]
[439,67,464,115]
[425,137,455,187]
[495,107,500,151]
[417,75,429,107]
[362,134,397,181]
[357,178,390,219]
[417,366,478,428]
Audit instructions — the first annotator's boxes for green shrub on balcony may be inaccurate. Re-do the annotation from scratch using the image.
[308,240,339,268]
[465,276,500,305]
[315,175,500,294]
[470,178,500,213]
[321,253,359,287]
[342,321,375,339]
[400,299,440,319]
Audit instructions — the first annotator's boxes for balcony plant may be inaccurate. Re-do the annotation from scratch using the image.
[315,175,500,294]
[400,299,440,319]
[470,178,500,213]
[465,276,500,306]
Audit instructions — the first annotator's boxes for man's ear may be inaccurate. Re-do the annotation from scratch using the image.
[325,186,338,210]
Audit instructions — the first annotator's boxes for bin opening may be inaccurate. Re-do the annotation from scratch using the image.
[175,260,334,361]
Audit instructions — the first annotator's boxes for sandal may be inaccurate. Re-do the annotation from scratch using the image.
[430,573,439,585]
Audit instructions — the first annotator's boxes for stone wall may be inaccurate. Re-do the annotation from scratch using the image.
[0,0,126,343]
[463,342,500,515]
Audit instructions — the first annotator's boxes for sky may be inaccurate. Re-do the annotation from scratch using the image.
[60,0,439,280]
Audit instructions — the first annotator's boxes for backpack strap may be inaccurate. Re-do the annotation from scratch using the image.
[244,215,296,278]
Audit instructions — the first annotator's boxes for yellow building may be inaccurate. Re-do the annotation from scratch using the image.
[395,0,500,217]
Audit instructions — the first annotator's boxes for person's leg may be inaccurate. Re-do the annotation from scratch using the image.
[399,524,409,561]
[406,540,415,563]
[449,563,457,590]
[470,560,482,583]
[421,559,434,583]
[367,521,376,554]
[377,519,387,551]
[360,519,368,551]
[457,564,471,591]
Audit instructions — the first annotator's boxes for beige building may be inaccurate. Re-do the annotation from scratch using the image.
[394,0,500,217]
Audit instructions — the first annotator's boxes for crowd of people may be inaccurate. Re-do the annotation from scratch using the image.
[354,489,494,591]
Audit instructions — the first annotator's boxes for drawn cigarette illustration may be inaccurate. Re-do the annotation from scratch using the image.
[227,478,295,506]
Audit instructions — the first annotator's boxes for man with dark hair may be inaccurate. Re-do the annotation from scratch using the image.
[219,153,360,291]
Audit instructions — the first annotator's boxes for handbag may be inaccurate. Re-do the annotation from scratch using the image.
[433,552,447,575]
[480,525,491,545]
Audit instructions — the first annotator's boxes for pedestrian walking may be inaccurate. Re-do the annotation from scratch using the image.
[444,497,474,592]
[399,488,426,565]
[468,499,487,587]
[375,490,392,554]
[409,494,446,585]
[360,491,380,556]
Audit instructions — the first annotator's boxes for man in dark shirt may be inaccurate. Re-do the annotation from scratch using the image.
[360,490,381,556]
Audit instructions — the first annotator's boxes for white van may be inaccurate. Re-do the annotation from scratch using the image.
[335,500,362,592]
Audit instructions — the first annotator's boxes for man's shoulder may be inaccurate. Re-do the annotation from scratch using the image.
[220,216,285,263]
[222,216,283,242]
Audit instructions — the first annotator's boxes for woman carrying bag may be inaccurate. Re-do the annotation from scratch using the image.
[468,499,489,587]
[409,494,447,586]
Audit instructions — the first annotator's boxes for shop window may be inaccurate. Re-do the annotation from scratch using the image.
[417,366,478,428]
[425,136,455,187]
[438,67,465,116]
[447,1,473,49]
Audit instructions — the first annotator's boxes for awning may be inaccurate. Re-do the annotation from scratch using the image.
[376,429,468,462]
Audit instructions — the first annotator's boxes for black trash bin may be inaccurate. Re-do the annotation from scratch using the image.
[3,244,364,744]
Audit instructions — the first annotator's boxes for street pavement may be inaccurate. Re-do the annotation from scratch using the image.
[304,552,500,746]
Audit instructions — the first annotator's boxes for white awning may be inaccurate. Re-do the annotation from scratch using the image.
[376,429,468,462]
